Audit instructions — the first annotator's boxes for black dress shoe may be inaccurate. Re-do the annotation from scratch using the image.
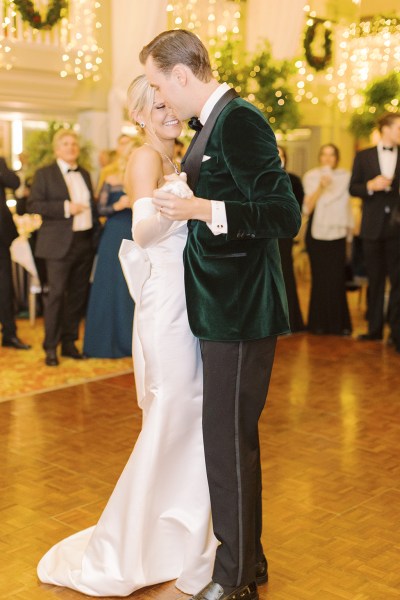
[255,555,268,585]
[357,333,382,341]
[45,350,59,367]
[61,344,84,359]
[190,581,258,600]
[2,336,31,350]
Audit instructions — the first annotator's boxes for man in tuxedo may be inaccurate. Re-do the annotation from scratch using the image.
[141,30,301,600]
[349,113,400,353]
[0,157,31,350]
[28,130,100,366]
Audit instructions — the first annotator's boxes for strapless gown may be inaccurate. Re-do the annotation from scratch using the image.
[37,198,217,596]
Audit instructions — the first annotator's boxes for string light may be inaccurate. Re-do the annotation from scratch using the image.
[0,0,102,81]
[335,16,400,112]
[60,0,103,81]
[0,6,14,70]
[166,0,243,54]
[296,5,399,113]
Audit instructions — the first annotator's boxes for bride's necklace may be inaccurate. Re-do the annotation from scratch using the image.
[144,143,180,175]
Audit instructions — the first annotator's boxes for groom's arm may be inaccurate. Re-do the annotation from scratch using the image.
[153,106,301,240]
[220,106,301,240]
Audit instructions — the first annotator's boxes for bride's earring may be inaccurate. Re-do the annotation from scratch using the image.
[140,122,145,128]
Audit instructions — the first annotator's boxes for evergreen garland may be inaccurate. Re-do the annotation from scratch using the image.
[13,0,67,30]
[211,37,300,132]
[349,73,400,139]
[304,18,332,71]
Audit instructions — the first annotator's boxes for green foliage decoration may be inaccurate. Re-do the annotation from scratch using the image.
[349,73,400,139]
[303,18,333,72]
[13,0,67,30]
[211,37,300,132]
[24,122,93,180]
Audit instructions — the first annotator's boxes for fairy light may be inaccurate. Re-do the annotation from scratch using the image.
[166,0,244,56]
[296,6,400,112]
[334,16,400,110]
[0,8,14,70]
[60,0,103,81]
[1,1,102,81]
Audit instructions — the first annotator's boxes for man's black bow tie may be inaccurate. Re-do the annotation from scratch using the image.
[188,117,203,132]
[382,146,394,152]
[67,167,79,172]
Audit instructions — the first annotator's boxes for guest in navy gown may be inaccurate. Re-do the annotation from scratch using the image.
[84,137,135,358]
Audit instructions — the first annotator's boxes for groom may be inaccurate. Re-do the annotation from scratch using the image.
[141,30,301,600]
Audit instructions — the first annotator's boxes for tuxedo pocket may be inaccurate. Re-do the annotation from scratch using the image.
[202,155,212,162]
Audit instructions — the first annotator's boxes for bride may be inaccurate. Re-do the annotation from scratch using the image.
[37,74,217,597]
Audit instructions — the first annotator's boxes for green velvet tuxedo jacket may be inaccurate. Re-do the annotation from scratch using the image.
[184,97,301,341]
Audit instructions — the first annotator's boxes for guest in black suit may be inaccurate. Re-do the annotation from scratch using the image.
[0,157,31,350]
[277,146,305,332]
[349,113,400,352]
[28,130,100,366]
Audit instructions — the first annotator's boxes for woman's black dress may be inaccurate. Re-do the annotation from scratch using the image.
[278,172,305,333]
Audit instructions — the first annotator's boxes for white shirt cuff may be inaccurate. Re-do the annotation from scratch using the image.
[207,200,227,235]
[64,200,71,218]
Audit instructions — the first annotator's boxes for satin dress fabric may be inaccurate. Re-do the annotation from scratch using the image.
[37,198,217,596]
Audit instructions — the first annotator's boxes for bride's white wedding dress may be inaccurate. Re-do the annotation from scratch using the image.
[37,197,217,597]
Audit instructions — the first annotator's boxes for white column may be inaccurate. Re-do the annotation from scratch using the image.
[246,0,305,59]
[108,0,167,145]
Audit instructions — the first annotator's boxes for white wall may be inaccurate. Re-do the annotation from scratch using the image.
[246,0,306,59]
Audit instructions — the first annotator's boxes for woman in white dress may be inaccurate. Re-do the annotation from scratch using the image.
[37,75,217,597]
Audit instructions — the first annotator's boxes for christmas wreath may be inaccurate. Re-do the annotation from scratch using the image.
[13,0,67,30]
[304,18,332,71]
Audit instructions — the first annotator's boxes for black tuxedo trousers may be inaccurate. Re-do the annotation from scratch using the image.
[0,244,17,339]
[43,230,94,350]
[200,336,277,587]
[363,231,400,344]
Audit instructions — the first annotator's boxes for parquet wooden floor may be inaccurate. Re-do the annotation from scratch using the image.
[1,287,400,599]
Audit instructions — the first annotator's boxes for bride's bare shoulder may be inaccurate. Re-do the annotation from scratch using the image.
[128,144,162,169]
[125,145,162,198]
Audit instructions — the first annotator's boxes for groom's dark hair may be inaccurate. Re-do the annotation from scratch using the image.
[139,29,213,82]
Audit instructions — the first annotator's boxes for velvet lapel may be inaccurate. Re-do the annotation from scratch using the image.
[182,88,238,190]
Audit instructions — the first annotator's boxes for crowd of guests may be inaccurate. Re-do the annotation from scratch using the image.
[0,111,399,363]
[279,111,400,354]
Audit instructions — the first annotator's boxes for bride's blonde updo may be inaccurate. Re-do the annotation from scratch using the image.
[127,74,155,127]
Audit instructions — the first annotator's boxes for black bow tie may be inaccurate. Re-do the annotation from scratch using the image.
[382,146,394,152]
[67,167,79,172]
[188,117,203,132]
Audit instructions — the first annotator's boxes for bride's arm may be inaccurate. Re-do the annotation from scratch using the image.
[124,146,176,248]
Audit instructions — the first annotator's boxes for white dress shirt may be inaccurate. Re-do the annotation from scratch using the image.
[200,82,231,236]
[377,141,398,181]
[58,159,92,231]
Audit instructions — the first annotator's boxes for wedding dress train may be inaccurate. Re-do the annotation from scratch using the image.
[37,198,217,596]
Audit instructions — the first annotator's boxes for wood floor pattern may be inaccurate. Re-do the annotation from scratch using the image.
[1,297,400,598]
